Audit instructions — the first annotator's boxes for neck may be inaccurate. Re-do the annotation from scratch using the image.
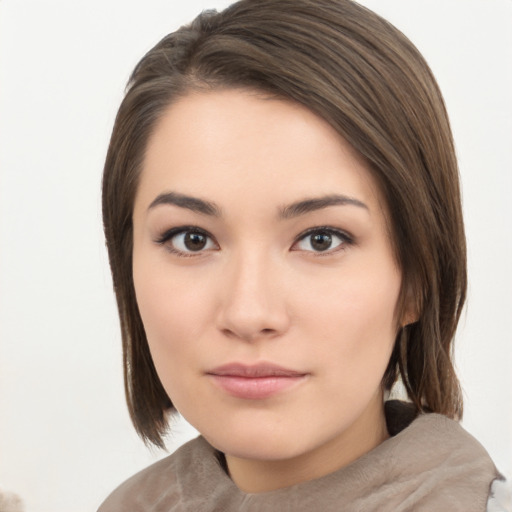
[225,391,389,493]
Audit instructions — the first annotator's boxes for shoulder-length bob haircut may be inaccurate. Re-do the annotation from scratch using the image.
[103,0,466,447]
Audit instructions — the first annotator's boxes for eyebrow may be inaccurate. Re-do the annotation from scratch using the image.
[148,192,221,216]
[279,194,369,219]
[147,191,368,218]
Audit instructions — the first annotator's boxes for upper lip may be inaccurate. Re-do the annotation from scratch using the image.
[206,362,306,378]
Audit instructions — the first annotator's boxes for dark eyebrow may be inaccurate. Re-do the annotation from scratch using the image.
[148,192,221,216]
[279,194,368,219]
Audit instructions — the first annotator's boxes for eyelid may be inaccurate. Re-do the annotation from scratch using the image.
[154,225,353,256]
[154,225,209,244]
[291,226,354,253]
[154,225,219,256]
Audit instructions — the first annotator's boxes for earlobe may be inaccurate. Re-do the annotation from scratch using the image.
[401,311,418,328]
[401,285,420,328]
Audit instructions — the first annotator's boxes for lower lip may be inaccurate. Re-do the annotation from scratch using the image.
[208,375,306,400]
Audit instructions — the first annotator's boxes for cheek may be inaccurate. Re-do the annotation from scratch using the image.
[135,287,200,409]
[132,258,213,383]
[133,245,213,333]
[295,264,400,378]
[297,261,400,330]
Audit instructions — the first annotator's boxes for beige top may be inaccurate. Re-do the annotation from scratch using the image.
[98,402,499,511]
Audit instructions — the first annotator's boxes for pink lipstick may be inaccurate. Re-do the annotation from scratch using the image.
[206,363,307,400]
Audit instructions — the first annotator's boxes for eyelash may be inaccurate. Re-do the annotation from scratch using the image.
[154,226,218,257]
[292,226,354,255]
[154,226,354,257]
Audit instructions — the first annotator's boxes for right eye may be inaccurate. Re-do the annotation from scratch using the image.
[156,227,218,256]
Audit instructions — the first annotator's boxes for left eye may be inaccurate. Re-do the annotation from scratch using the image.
[293,229,349,253]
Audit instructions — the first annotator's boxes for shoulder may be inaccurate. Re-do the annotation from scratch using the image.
[97,436,211,512]
[382,401,501,511]
[386,401,496,472]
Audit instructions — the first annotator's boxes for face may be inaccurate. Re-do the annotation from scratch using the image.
[132,89,403,486]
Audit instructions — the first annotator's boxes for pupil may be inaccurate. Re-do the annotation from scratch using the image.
[184,232,207,251]
[311,232,332,251]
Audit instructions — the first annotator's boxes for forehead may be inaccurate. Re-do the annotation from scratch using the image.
[135,89,385,217]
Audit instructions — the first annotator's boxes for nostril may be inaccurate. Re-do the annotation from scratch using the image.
[221,328,235,338]
[220,327,277,341]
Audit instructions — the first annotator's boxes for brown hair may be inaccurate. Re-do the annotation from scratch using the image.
[103,0,466,447]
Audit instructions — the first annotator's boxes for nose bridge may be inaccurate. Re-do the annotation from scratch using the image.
[218,244,288,341]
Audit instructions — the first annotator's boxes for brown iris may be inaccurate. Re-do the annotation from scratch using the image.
[184,232,208,251]
[310,232,333,251]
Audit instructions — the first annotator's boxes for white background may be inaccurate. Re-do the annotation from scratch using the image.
[0,1,511,511]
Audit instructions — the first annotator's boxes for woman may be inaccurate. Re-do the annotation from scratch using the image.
[98,0,507,510]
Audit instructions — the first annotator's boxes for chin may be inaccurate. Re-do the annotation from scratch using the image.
[200,411,347,463]
[207,431,309,462]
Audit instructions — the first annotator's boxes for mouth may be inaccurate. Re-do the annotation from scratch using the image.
[206,363,308,400]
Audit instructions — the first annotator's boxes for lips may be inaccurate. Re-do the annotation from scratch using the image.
[206,363,308,400]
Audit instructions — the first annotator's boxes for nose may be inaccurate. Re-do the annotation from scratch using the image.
[216,252,290,342]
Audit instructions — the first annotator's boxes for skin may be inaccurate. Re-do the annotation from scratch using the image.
[132,89,408,493]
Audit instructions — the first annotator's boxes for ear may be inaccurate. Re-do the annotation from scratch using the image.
[401,284,420,327]
[401,309,418,328]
